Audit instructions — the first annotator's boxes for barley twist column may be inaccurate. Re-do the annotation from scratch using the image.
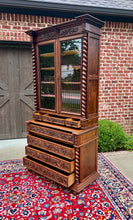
[75,148,80,183]
[32,44,38,111]
[81,34,88,118]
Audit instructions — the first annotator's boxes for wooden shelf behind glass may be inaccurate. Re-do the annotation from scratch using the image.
[40,67,55,71]
[41,81,55,84]
[40,50,80,58]
[62,82,81,85]
[41,94,55,97]
[40,52,54,57]
[62,95,80,100]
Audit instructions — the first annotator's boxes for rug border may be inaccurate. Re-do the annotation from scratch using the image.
[101,153,133,186]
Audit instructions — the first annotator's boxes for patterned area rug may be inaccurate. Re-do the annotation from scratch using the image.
[0,153,132,220]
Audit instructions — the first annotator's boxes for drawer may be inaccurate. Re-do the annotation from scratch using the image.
[33,112,42,121]
[23,156,75,187]
[65,118,81,128]
[27,135,75,160]
[27,122,74,144]
[42,114,65,126]
[25,145,75,173]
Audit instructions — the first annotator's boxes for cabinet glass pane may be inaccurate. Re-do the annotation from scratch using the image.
[39,43,55,109]
[61,39,81,113]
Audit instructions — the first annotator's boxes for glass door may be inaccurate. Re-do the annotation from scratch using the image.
[38,43,55,110]
[60,38,82,114]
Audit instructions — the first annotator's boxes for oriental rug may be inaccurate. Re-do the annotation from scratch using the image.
[0,153,133,220]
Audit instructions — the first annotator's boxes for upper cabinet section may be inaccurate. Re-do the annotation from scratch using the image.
[26,14,104,122]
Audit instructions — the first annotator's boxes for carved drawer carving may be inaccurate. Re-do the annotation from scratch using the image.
[27,122,74,144]
[42,114,65,125]
[33,112,42,121]
[27,134,75,160]
[25,145,75,173]
[23,156,75,187]
[65,118,81,128]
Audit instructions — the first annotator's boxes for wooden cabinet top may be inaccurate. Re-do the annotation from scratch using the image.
[26,14,104,42]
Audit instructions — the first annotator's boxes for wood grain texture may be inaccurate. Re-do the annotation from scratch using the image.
[79,139,97,181]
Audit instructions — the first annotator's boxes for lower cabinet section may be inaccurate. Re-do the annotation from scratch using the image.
[24,120,99,192]
[23,156,75,187]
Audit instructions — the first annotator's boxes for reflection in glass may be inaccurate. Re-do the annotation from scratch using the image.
[41,97,55,109]
[39,43,55,109]
[61,39,81,113]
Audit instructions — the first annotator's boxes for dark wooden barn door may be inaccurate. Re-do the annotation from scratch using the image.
[0,43,34,139]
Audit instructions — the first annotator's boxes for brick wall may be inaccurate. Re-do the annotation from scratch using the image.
[0,13,70,41]
[0,13,132,134]
[99,21,133,134]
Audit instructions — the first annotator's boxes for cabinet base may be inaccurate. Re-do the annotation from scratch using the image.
[70,171,100,193]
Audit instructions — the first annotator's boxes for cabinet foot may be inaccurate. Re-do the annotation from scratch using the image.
[70,171,100,193]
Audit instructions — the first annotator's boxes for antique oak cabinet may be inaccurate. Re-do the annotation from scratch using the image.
[23,14,104,193]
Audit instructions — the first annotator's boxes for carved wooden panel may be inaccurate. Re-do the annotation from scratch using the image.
[36,26,81,42]
[23,156,75,187]
[27,122,74,144]
[42,114,65,125]
[27,134,75,160]
[74,128,98,146]
[65,118,81,128]
[33,112,42,121]
[25,145,75,173]
[81,117,98,129]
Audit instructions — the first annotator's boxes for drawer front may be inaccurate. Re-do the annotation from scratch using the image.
[27,123,74,144]
[23,157,75,187]
[27,135,75,160]
[25,146,75,173]
[33,113,42,121]
[65,118,81,128]
[42,114,65,125]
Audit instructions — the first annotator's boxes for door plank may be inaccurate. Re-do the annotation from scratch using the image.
[0,46,33,139]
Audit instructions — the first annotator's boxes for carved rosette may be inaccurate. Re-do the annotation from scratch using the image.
[75,148,80,183]
[81,34,88,118]
[32,44,38,111]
